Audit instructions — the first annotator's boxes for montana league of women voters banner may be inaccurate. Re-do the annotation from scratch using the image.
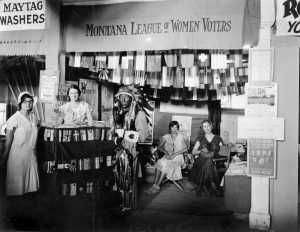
[63,0,261,51]
[276,0,300,35]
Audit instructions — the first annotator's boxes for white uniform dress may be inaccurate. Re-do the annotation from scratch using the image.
[6,111,39,196]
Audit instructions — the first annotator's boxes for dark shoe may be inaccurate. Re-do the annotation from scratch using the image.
[188,186,198,191]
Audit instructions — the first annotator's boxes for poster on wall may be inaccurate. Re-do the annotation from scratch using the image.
[248,48,274,87]
[79,79,98,120]
[247,138,276,178]
[172,115,192,148]
[140,100,155,145]
[51,84,68,121]
[39,69,59,103]
[100,83,114,125]
[245,83,278,118]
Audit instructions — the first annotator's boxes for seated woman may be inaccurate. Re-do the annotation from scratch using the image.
[145,121,188,194]
[190,120,231,197]
[57,84,93,126]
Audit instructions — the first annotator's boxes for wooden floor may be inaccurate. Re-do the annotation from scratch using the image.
[98,177,263,232]
[0,175,263,232]
[138,177,227,216]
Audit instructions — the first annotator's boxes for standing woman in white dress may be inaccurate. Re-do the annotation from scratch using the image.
[0,92,40,196]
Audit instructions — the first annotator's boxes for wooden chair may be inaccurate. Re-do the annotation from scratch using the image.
[213,145,231,177]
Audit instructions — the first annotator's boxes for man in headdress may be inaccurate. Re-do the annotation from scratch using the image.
[111,85,153,210]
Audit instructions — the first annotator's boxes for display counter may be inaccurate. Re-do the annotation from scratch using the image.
[37,126,120,208]
[223,158,251,213]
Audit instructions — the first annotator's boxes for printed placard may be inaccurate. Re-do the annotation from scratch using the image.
[247,138,276,178]
[238,117,284,140]
[39,69,59,103]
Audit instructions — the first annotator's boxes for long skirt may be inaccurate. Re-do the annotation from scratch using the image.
[190,156,219,187]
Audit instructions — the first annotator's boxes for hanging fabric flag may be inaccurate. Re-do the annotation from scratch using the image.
[95,53,107,69]
[199,83,205,90]
[230,67,236,82]
[108,54,120,69]
[162,66,168,87]
[121,56,129,69]
[135,51,146,71]
[198,53,209,67]
[210,90,217,101]
[134,51,146,85]
[191,66,199,88]
[213,69,220,85]
[219,69,226,85]
[192,87,197,100]
[80,56,89,68]
[122,52,134,85]
[230,85,236,95]
[148,72,160,88]
[164,54,177,67]
[112,65,121,84]
[206,70,213,84]
[216,89,224,100]
[211,50,227,70]
[87,56,94,71]
[234,51,243,67]
[174,51,184,88]
[225,68,231,85]
[146,54,161,72]
[74,52,82,68]
[181,54,194,68]
[68,54,75,67]
[197,89,205,101]
[199,69,205,84]
[184,67,192,87]
[184,66,198,87]
[174,66,184,88]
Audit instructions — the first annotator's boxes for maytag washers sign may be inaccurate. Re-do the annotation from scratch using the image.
[0,0,45,31]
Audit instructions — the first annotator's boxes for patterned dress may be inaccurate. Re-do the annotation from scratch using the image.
[155,134,186,181]
[190,135,223,187]
[6,111,39,196]
[58,101,92,124]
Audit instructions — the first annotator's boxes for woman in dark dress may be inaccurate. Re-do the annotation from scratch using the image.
[190,120,230,197]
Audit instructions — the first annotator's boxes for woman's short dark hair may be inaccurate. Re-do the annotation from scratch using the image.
[17,94,34,110]
[201,119,213,129]
[67,84,81,97]
[169,121,179,130]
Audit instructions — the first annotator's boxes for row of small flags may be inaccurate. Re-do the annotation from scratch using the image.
[69,50,245,70]
[144,84,245,101]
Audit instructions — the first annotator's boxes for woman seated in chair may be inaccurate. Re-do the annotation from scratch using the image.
[145,121,188,194]
[190,120,232,197]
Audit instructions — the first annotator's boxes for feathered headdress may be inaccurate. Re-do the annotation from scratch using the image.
[114,84,154,131]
